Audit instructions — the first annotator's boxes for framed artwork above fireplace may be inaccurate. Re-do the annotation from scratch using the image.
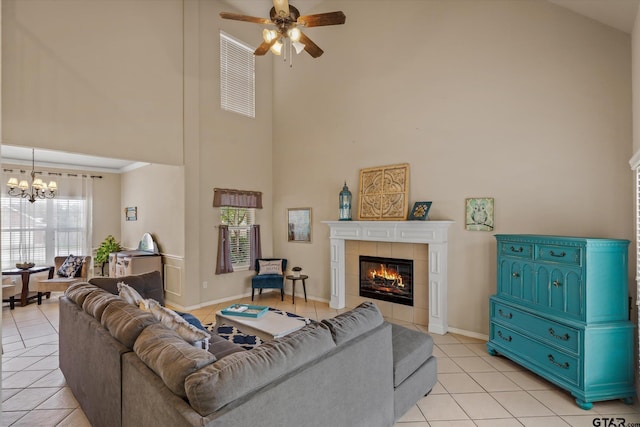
[358,163,409,221]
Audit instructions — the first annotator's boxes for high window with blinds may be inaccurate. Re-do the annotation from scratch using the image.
[220,31,255,118]
[220,207,255,269]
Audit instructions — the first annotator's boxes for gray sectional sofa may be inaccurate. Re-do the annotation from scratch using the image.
[59,272,437,427]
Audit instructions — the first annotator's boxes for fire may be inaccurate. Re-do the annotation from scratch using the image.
[369,264,404,288]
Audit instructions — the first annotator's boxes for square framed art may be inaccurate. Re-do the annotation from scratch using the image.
[465,198,494,231]
[408,201,432,220]
[358,163,409,220]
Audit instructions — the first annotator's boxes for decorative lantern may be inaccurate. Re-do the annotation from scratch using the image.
[339,182,352,221]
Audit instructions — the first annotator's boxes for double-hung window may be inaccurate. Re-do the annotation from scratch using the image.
[220,207,255,270]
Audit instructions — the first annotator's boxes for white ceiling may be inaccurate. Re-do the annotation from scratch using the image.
[0,145,148,174]
[2,0,637,173]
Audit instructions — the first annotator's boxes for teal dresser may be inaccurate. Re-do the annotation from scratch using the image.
[487,234,635,409]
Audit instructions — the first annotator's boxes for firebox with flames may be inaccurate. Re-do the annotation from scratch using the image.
[368,264,405,288]
[360,255,414,306]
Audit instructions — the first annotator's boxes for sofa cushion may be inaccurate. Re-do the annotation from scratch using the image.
[185,322,335,415]
[82,291,121,322]
[64,282,102,306]
[390,323,434,387]
[134,323,216,399]
[208,334,245,360]
[101,299,158,349]
[89,270,164,306]
[321,302,383,346]
[149,301,210,350]
[117,282,144,306]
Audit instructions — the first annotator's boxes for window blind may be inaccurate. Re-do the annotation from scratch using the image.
[1,197,89,269]
[220,31,255,118]
[220,207,255,270]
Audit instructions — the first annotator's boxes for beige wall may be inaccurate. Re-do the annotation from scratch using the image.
[121,163,185,298]
[1,0,634,335]
[183,0,274,308]
[272,0,633,335]
[1,0,183,165]
[120,164,184,256]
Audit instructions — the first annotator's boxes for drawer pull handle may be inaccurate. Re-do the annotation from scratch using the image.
[548,328,570,341]
[497,331,512,342]
[547,354,569,369]
[498,309,513,319]
[552,280,562,287]
[549,251,566,258]
[510,246,523,253]
[512,272,520,278]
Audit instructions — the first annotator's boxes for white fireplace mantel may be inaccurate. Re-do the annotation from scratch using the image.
[323,220,454,335]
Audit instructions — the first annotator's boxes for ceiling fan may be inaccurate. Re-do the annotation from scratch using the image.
[220,0,346,59]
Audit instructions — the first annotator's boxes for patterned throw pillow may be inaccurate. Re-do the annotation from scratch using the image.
[57,255,85,278]
[258,260,283,275]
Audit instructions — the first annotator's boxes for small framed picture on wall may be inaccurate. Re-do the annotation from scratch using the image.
[125,207,137,221]
[287,208,312,243]
[465,198,494,231]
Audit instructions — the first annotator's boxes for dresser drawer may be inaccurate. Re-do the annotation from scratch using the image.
[490,323,580,386]
[499,242,533,259]
[491,300,580,354]
[535,244,582,266]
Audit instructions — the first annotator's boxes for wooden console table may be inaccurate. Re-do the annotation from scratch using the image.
[2,266,54,307]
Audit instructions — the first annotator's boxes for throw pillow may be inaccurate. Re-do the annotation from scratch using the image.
[57,255,84,278]
[175,311,206,331]
[149,300,210,350]
[258,259,282,275]
[117,282,144,306]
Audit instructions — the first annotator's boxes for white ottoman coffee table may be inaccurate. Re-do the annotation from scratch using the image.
[215,309,306,341]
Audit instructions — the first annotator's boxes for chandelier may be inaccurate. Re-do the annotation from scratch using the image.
[6,149,57,203]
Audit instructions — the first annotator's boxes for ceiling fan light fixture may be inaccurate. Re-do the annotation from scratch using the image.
[292,41,305,54]
[288,27,301,42]
[262,28,277,43]
[270,40,283,55]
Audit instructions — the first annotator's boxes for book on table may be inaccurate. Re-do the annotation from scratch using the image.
[221,304,268,318]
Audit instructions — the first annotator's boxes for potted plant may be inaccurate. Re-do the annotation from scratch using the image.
[96,235,122,276]
[292,266,303,278]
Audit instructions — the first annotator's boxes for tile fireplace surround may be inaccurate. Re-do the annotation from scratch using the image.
[323,220,454,335]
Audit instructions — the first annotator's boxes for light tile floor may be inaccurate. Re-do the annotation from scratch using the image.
[2,292,640,426]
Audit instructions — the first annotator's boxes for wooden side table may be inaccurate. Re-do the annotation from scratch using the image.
[285,275,308,303]
[2,266,54,307]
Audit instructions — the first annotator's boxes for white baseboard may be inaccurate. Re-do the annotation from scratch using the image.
[446,326,489,342]
[166,290,330,312]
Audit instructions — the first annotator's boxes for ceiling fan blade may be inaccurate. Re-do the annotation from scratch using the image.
[273,0,290,17]
[254,36,280,56]
[298,31,324,58]
[219,12,271,25]
[297,11,346,27]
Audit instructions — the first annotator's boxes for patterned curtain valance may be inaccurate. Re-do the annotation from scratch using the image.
[213,188,263,209]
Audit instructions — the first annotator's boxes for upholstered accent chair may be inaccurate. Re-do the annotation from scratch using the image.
[251,258,287,301]
[36,255,91,304]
